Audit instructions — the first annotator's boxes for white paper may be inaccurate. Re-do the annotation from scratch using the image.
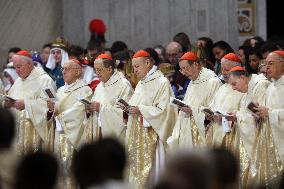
[222,116,231,133]
[143,118,151,127]
[97,112,102,127]
[55,117,63,132]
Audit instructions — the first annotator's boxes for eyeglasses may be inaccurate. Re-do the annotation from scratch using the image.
[167,52,179,58]
[60,67,80,72]
[265,61,278,66]
[179,67,189,73]
[179,63,195,72]
[94,68,105,73]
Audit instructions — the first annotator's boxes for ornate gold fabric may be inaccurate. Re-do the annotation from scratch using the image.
[55,133,76,189]
[53,79,92,189]
[248,120,283,188]
[205,83,243,147]
[17,115,42,154]
[8,67,56,155]
[191,117,203,148]
[127,69,177,188]
[128,117,158,188]
[237,74,271,187]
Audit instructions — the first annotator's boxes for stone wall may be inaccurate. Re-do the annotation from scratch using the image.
[0,0,62,70]
[2,0,265,71]
[63,0,239,51]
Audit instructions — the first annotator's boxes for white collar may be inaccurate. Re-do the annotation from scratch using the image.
[64,79,78,91]
[142,65,157,81]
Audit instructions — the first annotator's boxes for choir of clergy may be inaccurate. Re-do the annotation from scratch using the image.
[2,49,284,188]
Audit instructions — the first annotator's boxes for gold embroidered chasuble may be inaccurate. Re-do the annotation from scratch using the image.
[249,74,284,187]
[206,83,244,146]
[232,74,275,187]
[167,68,222,149]
[88,70,133,142]
[8,67,55,155]
[53,79,92,189]
[126,69,178,188]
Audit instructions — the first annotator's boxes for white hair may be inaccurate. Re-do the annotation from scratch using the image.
[270,52,284,62]
[65,59,83,78]
[221,58,241,67]
[12,54,33,64]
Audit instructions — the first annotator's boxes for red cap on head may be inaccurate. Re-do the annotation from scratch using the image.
[69,58,82,66]
[16,50,32,58]
[133,50,150,58]
[228,66,245,73]
[223,53,242,63]
[273,50,284,59]
[179,52,198,61]
[95,53,113,60]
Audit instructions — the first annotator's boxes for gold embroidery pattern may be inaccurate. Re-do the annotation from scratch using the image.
[128,117,158,188]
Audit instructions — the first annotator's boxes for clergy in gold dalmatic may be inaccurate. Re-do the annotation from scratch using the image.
[126,50,178,188]
[167,52,222,149]
[205,53,244,147]
[47,58,93,189]
[248,50,284,188]
[87,54,133,142]
[5,50,56,155]
[227,65,279,188]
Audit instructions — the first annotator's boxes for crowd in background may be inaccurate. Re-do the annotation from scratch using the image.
[1,19,284,189]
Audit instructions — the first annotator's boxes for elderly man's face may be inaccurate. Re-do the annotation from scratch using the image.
[51,49,62,64]
[13,56,33,79]
[179,60,200,81]
[228,75,248,93]
[62,62,81,84]
[266,53,284,80]
[94,61,113,83]
[221,60,232,77]
[166,48,182,66]
[132,57,152,80]
[220,59,240,80]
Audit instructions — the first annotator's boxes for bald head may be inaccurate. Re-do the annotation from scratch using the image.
[166,41,182,52]
[166,41,183,65]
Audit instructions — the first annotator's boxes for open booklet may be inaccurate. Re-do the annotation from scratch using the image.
[0,93,16,103]
[43,88,57,100]
[77,97,91,106]
[170,97,188,108]
[202,108,229,117]
[202,108,231,133]
[116,98,130,111]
